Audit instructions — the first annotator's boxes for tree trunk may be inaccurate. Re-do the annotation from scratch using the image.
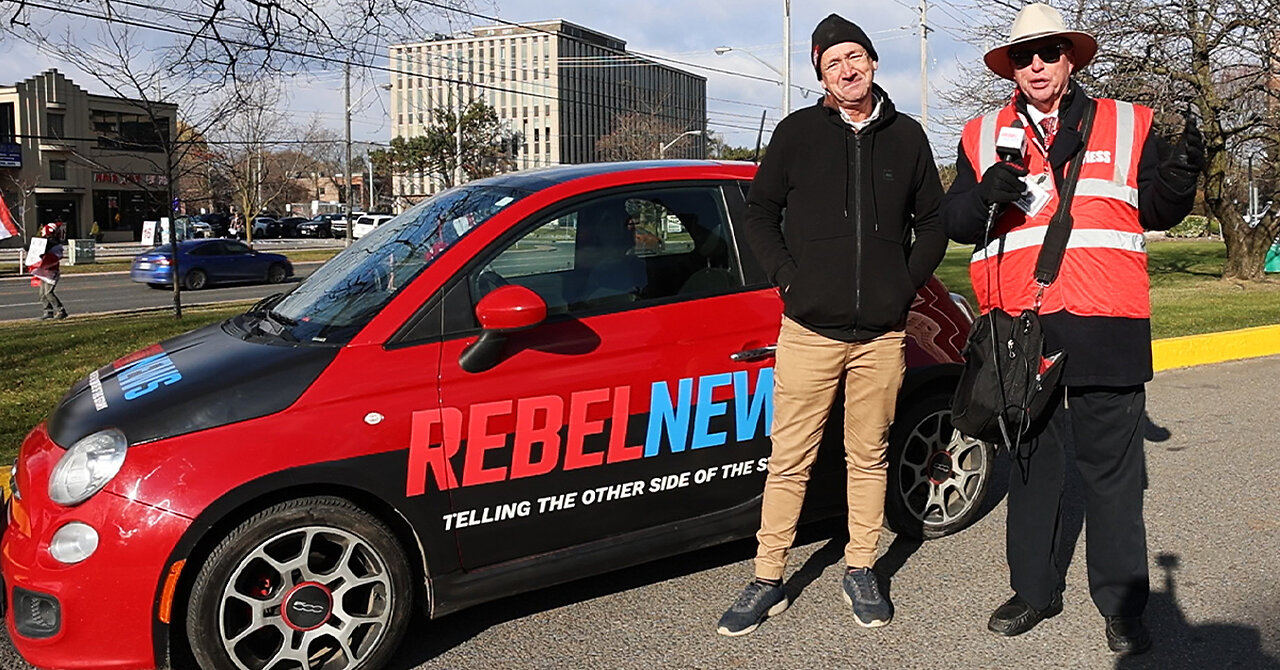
[1221,217,1274,280]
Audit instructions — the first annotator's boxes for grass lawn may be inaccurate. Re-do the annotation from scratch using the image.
[0,238,1275,462]
[0,305,248,462]
[938,239,1280,339]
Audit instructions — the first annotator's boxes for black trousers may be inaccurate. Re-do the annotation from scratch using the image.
[1006,385,1149,617]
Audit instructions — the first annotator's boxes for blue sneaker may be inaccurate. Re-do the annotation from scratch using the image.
[842,567,892,627]
[717,580,789,636]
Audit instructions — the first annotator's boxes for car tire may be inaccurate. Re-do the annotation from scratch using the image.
[266,263,288,284]
[183,269,207,291]
[885,391,994,540]
[185,496,414,670]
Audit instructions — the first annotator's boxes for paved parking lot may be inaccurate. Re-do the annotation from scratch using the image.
[2,356,1277,669]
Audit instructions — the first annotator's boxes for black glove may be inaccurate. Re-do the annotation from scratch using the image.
[1160,118,1205,193]
[979,161,1029,206]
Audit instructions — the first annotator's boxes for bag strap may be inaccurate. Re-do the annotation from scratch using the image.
[1032,98,1098,290]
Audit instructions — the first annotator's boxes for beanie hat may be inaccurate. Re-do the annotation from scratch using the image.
[811,14,878,77]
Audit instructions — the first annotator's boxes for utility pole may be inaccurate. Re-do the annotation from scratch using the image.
[782,0,791,116]
[454,73,464,188]
[344,62,353,247]
[919,0,930,133]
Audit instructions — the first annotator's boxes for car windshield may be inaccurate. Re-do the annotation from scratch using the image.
[267,185,529,344]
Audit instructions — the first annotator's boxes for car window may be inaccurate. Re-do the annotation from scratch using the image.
[187,243,216,256]
[222,240,252,255]
[470,185,743,318]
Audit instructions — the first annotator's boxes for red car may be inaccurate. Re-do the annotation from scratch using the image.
[2,161,990,670]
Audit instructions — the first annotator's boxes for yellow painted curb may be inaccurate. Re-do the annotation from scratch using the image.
[0,465,8,501]
[1153,324,1280,372]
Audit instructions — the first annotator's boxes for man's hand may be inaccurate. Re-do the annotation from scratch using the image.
[1160,118,1205,193]
[979,162,1030,206]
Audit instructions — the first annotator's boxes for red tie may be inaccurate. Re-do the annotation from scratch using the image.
[1039,116,1059,148]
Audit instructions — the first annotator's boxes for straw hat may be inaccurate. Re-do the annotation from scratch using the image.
[983,3,1097,81]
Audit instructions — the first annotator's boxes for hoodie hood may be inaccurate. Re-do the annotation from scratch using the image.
[46,320,339,448]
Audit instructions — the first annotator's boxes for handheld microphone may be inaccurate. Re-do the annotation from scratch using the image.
[986,119,1027,234]
[995,119,1026,165]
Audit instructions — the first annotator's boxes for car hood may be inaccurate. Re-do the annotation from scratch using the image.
[46,321,339,448]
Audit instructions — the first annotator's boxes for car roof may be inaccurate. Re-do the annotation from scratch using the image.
[467,160,757,191]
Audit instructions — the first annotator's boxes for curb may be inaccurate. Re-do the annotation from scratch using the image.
[1152,324,1280,371]
[2,323,1277,501]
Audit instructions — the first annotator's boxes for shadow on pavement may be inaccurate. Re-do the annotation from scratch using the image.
[1115,553,1279,669]
[386,520,846,669]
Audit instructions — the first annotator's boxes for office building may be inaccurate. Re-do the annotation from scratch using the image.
[389,19,707,199]
[0,69,178,243]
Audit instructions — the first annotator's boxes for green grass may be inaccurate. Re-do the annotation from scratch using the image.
[0,239,1276,463]
[938,239,1280,339]
[0,305,249,462]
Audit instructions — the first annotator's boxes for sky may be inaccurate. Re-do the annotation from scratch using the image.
[0,0,997,160]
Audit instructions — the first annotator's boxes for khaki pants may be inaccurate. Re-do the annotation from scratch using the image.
[754,317,906,580]
[38,279,65,317]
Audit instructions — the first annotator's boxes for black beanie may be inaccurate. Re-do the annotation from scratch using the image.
[811,13,878,76]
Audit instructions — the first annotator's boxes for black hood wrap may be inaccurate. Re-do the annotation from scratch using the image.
[47,321,339,448]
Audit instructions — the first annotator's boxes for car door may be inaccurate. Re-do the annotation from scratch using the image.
[430,182,782,569]
[218,240,260,280]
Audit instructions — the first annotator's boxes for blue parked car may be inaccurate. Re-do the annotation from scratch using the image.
[130,239,293,290]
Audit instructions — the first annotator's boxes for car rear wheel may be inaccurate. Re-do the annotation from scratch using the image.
[266,263,288,284]
[184,269,207,290]
[886,392,994,539]
[185,496,413,670]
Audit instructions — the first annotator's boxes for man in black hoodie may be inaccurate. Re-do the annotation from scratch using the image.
[717,13,946,637]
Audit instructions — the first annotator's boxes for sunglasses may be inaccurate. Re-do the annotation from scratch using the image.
[1009,42,1069,69]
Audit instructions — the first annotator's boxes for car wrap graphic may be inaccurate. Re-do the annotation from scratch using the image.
[407,367,774,495]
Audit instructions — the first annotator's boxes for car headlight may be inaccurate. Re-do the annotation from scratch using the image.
[48,428,128,506]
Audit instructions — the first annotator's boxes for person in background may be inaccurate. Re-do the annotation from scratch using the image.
[941,3,1201,655]
[30,222,68,320]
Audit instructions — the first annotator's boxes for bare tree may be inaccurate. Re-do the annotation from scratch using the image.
[940,0,1280,280]
[597,111,692,161]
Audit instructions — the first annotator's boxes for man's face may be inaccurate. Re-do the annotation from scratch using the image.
[819,42,877,109]
[1010,38,1074,111]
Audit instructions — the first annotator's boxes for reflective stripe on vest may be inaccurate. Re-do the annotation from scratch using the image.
[972,226,1146,262]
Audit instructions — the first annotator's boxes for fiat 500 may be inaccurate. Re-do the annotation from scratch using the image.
[3,161,991,670]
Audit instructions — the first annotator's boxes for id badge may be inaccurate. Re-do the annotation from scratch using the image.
[1014,173,1053,217]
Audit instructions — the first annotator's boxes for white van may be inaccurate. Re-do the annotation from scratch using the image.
[352,213,395,239]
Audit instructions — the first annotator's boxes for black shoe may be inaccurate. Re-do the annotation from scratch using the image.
[54,312,68,320]
[842,567,893,628]
[1105,616,1152,655]
[716,580,789,636]
[987,592,1063,636]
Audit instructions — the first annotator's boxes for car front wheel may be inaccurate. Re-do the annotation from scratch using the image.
[885,391,994,540]
[266,263,288,284]
[185,496,413,670]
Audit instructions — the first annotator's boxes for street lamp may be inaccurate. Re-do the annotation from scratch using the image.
[658,130,704,159]
[715,46,790,117]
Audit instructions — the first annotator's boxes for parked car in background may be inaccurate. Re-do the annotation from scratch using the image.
[3,161,989,670]
[277,216,309,238]
[329,211,365,239]
[352,213,394,239]
[129,238,293,290]
[192,213,232,238]
[251,217,281,239]
[296,213,341,238]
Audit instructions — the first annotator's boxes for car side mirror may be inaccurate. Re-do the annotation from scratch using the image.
[459,285,547,373]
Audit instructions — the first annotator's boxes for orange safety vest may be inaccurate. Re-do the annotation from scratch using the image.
[960,96,1152,319]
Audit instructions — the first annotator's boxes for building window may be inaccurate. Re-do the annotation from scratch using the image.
[50,159,67,181]
[46,112,65,139]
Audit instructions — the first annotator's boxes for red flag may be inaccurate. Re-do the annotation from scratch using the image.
[0,193,18,241]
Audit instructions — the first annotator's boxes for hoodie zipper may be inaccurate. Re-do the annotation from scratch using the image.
[853,130,864,330]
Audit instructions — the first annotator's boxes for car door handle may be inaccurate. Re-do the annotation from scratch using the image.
[730,345,777,362]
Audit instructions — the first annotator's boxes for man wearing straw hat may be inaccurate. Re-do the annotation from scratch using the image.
[941,3,1202,655]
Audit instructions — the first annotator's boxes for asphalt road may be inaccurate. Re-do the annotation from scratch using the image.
[0,358,1276,669]
[0,264,320,321]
